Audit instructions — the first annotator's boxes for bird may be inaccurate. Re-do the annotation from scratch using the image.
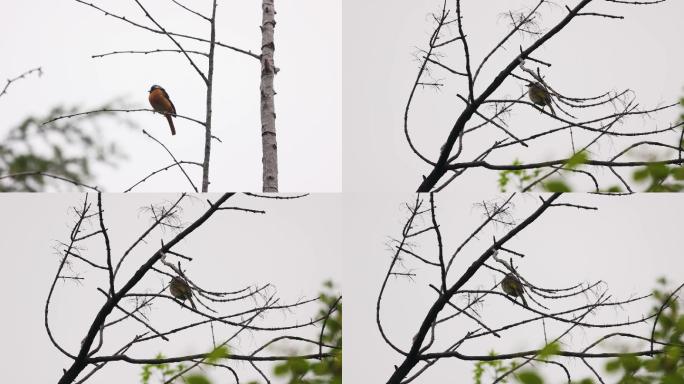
[148,85,177,135]
[526,82,556,116]
[169,276,196,309]
[501,273,528,306]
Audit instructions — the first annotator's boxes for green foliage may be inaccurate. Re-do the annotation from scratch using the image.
[140,354,187,384]
[473,351,518,384]
[498,159,542,192]
[139,346,229,384]
[565,151,589,170]
[537,342,561,360]
[498,155,684,193]
[541,180,571,192]
[603,278,684,383]
[497,152,589,193]
[272,280,342,384]
[631,162,684,192]
[0,103,132,191]
[605,185,624,193]
[205,345,229,364]
[517,370,543,384]
[536,153,588,191]
[185,375,212,384]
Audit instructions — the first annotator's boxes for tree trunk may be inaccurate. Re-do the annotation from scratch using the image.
[260,0,278,192]
[201,0,218,192]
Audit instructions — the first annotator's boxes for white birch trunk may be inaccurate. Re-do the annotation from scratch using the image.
[260,0,278,192]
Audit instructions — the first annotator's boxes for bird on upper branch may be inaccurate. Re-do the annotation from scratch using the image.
[148,85,177,135]
[501,272,528,306]
[169,275,196,309]
[527,82,556,116]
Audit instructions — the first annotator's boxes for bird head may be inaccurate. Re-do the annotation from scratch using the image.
[149,85,162,93]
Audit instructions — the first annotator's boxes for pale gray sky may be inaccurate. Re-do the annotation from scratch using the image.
[2,0,341,192]
[343,0,684,192]
[0,193,342,383]
[343,192,684,383]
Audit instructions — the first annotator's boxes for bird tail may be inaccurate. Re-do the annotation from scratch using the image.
[165,114,176,135]
[520,293,528,307]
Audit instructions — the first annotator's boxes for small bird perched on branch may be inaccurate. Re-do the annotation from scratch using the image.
[169,276,196,309]
[501,273,528,306]
[148,85,177,135]
[527,82,556,116]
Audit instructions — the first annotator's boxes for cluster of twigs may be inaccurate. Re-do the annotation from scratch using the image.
[378,193,679,383]
[406,0,680,192]
[46,193,339,383]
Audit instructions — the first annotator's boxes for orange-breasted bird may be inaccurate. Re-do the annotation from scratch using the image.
[148,85,177,135]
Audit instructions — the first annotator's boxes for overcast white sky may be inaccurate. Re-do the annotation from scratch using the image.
[343,192,684,383]
[2,0,341,192]
[343,0,684,192]
[0,193,342,383]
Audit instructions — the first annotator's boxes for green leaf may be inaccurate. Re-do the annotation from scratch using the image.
[606,359,621,372]
[620,355,642,372]
[206,346,229,364]
[671,166,684,181]
[185,375,212,384]
[273,363,289,376]
[517,370,543,384]
[633,168,650,182]
[543,180,571,192]
[538,342,560,359]
[647,163,670,181]
[290,358,311,375]
[662,373,684,384]
[566,151,588,169]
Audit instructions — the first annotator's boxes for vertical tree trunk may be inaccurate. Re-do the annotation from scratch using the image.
[260,0,278,192]
[201,0,218,192]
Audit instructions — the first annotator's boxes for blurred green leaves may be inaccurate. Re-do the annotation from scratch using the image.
[498,159,541,192]
[272,280,342,384]
[140,353,186,384]
[139,347,230,384]
[537,342,560,360]
[603,278,684,384]
[516,371,543,384]
[473,351,518,384]
[631,162,684,192]
[0,103,133,191]
[205,346,229,364]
